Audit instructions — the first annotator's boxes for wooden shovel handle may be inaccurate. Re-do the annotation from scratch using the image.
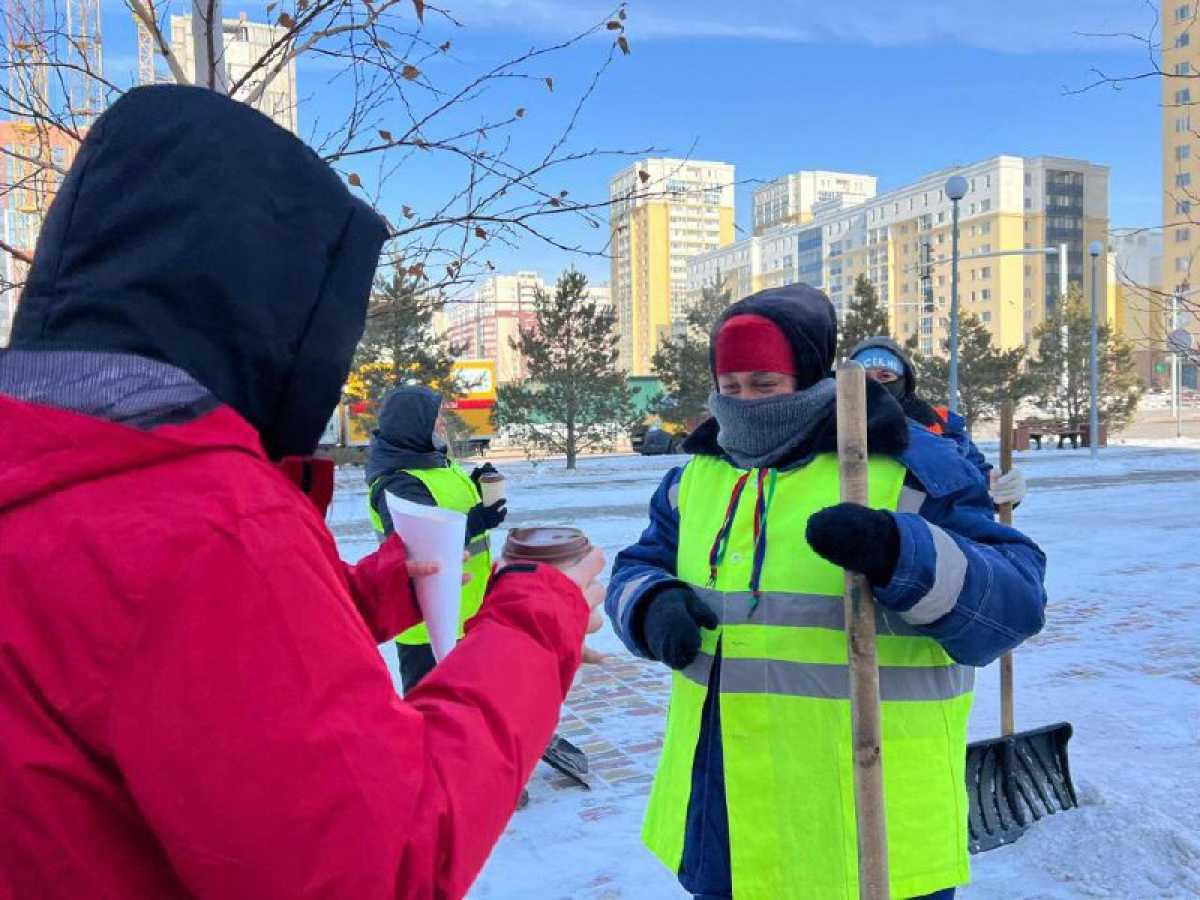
[999,400,1015,736]
[837,363,890,900]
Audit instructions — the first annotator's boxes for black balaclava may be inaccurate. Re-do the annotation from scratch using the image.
[849,336,917,401]
[8,85,389,459]
[364,385,446,484]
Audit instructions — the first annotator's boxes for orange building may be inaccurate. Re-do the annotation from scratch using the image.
[0,121,79,343]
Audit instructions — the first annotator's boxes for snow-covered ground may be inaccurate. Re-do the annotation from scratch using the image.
[330,444,1200,899]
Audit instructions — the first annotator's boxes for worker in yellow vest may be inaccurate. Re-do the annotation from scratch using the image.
[366,385,505,692]
[606,285,1048,900]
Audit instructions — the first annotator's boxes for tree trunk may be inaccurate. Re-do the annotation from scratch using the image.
[565,412,576,470]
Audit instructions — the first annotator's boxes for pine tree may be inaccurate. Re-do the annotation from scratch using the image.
[837,274,892,360]
[904,313,1029,426]
[498,269,637,469]
[1027,285,1143,431]
[651,284,731,430]
[344,272,464,434]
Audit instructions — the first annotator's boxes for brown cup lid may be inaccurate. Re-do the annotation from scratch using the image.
[503,527,590,563]
[479,472,505,483]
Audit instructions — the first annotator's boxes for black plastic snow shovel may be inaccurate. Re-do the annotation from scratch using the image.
[966,401,1077,855]
[541,733,590,790]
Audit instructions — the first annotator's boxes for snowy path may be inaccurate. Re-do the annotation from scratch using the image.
[330,445,1200,899]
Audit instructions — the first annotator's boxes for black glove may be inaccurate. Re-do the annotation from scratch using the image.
[638,586,719,671]
[470,462,498,488]
[467,499,507,534]
[806,503,901,588]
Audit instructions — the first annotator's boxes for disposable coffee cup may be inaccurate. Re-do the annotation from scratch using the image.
[479,471,506,507]
[502,527,592,568]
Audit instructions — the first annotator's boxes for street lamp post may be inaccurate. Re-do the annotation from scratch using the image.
[945,176,968,414]
[1088,241,1102,461]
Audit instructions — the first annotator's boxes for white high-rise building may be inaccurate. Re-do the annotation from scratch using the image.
[171,14,298,133]
[443,272,546,385]
[752,171,876,235]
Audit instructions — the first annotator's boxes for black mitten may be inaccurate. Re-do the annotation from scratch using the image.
[639,586,719,670]
[466,500,507,534]
[806,503,901,588]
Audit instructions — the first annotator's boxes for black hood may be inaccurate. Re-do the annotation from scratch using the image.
[849,336,916,399]
[709,284,837,390]
[365,385,446,483]
[8,85,388,459]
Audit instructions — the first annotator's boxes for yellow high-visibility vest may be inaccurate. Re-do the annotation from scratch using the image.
[369,463,491,646]
[642,453,972,899]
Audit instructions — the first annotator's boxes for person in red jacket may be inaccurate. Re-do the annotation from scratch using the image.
[0,85,602,899]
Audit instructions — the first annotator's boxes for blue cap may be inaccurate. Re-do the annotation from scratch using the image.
[852,347,905,376]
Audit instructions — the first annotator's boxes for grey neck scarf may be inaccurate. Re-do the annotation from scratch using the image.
[708,378,838,469]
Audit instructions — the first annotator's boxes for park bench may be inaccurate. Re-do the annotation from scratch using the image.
[1015,418,1081,450]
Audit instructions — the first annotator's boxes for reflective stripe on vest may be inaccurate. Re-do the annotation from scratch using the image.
[369,463,492,646]
[640,453,973,900]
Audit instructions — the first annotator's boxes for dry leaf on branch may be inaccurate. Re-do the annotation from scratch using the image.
[637,169,650,184]
[474,226,487,239]
[379,129,393,142]
[402,64,420,80]
[402,205,415,219]
[617,35,630,55]
[348,173,362,187]
[545,77,554,91]
[411,0,424,22]
[515,107,526,118]
[606,21,621,30]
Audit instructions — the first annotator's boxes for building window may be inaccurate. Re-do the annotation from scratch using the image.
[980,222,991,235]
[1177,115,1192,132]
[1178,257,1191,272]
[1178,62,1194,75]
[1177,32,1191,48]
[981,289,992,301]
[1177,88,1192,106]
[1024,173,1032,186]
[1178,172,1193,187]
[985,175,992,189]
[979,199,992,212]
[1024,288,1032,300]
[1025,197,1032,209]
[1179,199,1193,215]
[1178,3,1192,22]
[1179,145,1193,160]
[981,266,992,278]
[1177,228,1192,242]
[982,311,992,322]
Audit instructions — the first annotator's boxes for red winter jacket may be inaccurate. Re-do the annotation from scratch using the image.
[0,395,588,899]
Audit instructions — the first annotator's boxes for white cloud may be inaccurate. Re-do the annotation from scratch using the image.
[448,0,1159,54]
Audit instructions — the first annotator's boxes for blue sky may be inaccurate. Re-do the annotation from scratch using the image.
[98,0,1165,287]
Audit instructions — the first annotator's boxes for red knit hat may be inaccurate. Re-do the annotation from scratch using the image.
[714,314,795,376]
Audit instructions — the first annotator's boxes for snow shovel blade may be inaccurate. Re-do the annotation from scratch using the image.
[966,722,1077,854]
[541,734,591,790]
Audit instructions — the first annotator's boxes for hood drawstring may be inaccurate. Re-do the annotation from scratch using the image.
[706,468,779,615]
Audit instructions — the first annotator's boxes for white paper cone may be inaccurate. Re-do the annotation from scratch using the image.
[384,495,466,662]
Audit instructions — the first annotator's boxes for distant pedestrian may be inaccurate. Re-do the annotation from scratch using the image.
[851,336,1027,507]
[366,384,507,692]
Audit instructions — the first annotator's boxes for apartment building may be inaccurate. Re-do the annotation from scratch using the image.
[1162,0,1200,388]
[609,158,734,374]
[689,155,1109,356]
[171,14,298,133]
[752,170,876,234]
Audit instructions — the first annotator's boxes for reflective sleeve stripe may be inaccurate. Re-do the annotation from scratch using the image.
[466,537,490,558]
[900,521,968,626]
[898,486,927,514]
[691,587,920,637]
[668,481,681,511]
[615,574,654,622]
[679,652,974,702]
